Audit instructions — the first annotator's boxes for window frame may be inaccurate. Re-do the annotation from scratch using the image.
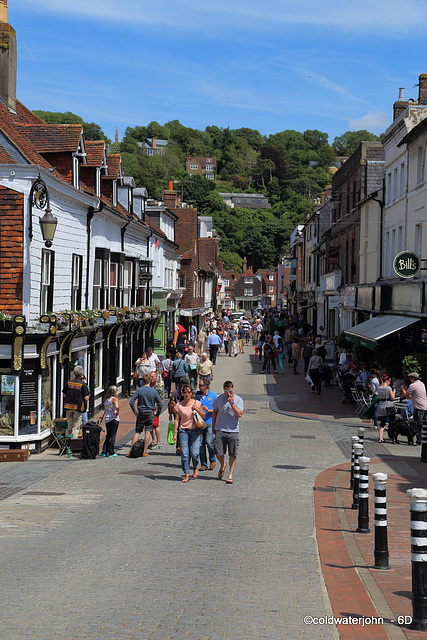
[71,254,83,310]
[40,249,55,314]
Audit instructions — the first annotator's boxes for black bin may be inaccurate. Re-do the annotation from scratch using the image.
[81,421,102,459]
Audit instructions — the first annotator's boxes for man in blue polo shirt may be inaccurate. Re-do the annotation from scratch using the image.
[207,330,222,365]
[195,377,217,471]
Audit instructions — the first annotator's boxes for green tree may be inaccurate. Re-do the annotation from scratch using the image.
[219,250,243,271]
[303,129,329,150]
[333,130,381,156]
[83,122,111,144]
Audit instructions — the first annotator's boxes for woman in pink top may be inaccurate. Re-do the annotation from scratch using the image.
[173,384,205,483]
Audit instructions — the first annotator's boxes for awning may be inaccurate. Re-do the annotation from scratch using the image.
[344,315,419,350]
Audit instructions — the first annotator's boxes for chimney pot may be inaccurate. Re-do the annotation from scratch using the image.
[398,87,405,101]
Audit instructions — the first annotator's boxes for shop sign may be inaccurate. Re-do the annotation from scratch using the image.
[343,286,356,308]
[393,251,421,278]
[284,258,297,269]
[328,295,342,309]
[19,368,38,435]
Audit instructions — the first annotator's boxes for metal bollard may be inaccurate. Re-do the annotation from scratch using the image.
[352,443,363,510]
[407,488,427,631]
[350,436,360,489]
[356,456,370,533]
[372,472,390,569]
[420,421,427,463]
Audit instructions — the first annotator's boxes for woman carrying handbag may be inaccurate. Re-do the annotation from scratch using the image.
[172,383,205,483]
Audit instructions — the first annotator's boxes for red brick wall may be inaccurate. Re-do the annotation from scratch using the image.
[0,186,23,313]
[42,152,73,183]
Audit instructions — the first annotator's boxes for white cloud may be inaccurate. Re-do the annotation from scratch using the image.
[15,0,427,34]
[348,111,390,131]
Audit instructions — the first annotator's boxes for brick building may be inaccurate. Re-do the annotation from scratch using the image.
[185,155,216,180]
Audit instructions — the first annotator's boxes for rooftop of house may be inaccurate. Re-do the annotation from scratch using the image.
[187,156,217,167]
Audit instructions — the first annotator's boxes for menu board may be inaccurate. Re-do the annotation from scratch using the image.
[19,368,38,434]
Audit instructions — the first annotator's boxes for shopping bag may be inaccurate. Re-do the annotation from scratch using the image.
[305,374,313,386]
[167,421,175,445]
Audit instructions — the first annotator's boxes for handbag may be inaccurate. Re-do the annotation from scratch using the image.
[193,409,207,430]
[132,369,138,379]
[162,360,172,380]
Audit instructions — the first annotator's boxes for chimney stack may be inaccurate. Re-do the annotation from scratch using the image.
[418,74,427,106]
[393,87,408,121]
[0,0,16,112]
[163,182,178,209]
[242,257,248,272]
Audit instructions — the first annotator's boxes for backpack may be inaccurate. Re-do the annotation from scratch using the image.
[129,440,145,458]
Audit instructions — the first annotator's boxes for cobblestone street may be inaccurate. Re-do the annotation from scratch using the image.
[1,350,350,640]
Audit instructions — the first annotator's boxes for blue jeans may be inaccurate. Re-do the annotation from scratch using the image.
[278,353,284,372]
[199,425,216,468]
[179,429,201,474]
[102,419,119,455]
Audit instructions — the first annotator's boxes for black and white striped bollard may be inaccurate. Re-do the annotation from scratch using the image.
[356,456,370,533]
[420,421,427,462]
[358,427,365,448]
[350,435,360,489]
[372,473,389,569]
[407,488,427,631]
[351,443,363,510]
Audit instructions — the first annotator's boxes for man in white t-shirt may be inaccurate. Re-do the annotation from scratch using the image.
[147,347,160,374]
[401,372,427,443]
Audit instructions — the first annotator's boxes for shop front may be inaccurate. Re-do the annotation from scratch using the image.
[0,311,157,453]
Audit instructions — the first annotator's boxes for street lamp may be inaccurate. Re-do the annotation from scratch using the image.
[39,208,58,248]
[29,176,59,247]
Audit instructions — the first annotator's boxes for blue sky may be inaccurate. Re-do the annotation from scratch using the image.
[10,0,427,145]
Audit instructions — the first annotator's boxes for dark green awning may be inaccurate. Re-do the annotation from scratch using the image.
[344,315,419,350]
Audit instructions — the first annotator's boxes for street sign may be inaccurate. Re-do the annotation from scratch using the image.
[393,250,421,278]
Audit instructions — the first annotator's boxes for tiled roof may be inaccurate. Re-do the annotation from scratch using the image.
[0,145,17,163]
[199,256,214,273]
[106,154,121,177]
[186,156,216,167]
[85,140,105,167]
[0,102,61,174]
[15,123,83,153]
[181,249,193,260]
[15,101,45,125]
[144,215,167,239]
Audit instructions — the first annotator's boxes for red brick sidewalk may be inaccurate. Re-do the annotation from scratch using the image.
[315,458,427,639]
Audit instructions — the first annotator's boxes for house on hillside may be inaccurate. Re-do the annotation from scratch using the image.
[140,137,168,156]
[185,155,216,179]
[219,192,270,209]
